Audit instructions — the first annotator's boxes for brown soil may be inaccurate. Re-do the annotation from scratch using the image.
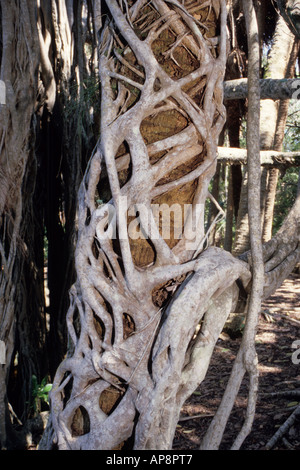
[174,273,300,450]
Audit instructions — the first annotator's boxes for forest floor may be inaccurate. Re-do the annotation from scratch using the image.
[25,274,300,451]
[174,273,300,451]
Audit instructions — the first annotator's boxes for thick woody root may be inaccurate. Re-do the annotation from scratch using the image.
[50,244,250,450]
[265,403,300,450]
[240,194,300,299]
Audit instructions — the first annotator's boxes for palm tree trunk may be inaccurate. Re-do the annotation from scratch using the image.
[234,14,295,253]
[262,40,300,241]
[233,167,250,255]
[224,168,234,251]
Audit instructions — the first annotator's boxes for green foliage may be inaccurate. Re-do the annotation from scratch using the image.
[273,167,298,233]
[239,118,247,149]
[31,375,52,414]
[63,75,100,131]
[43,231,48,262]
[283,100,300,152]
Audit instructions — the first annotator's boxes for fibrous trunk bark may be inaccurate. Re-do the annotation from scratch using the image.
[0,1,40,449]
[276,0,300,38]
[1,1,101,448]
[36,0,100,378]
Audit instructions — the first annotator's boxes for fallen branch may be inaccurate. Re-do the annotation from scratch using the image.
[112,145,300,175]
[268,312,300,327]
[224,78,300,101]
[217,147,300,166]
[282,437,295,450]
[265,404,300,450]
[178,413,214,422]
[261,390,300,398]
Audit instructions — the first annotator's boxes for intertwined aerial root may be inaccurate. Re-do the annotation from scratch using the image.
[49,0,254,450]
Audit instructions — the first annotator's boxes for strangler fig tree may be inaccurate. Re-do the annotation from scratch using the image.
[44,0,299,451]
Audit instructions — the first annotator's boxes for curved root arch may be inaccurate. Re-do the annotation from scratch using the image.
[49,0,248,450]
